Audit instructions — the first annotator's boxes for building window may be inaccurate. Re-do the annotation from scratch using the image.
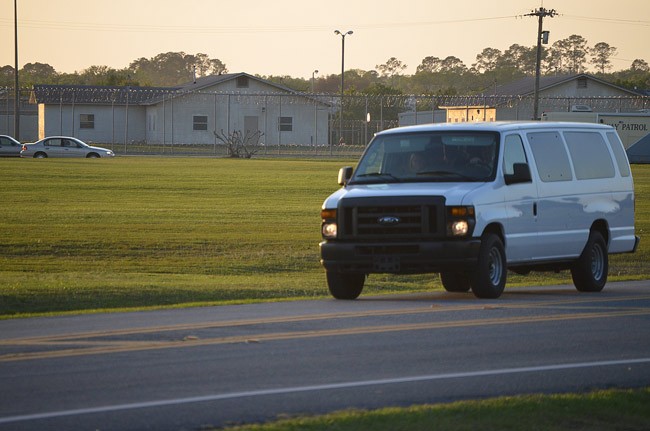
[236,76,249,88]
[80,114,94,129]
[193,115,208,131]
[577,77,588,89]
[279,116,293,131]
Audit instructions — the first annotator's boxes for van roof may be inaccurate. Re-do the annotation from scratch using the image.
[377,121,615,136]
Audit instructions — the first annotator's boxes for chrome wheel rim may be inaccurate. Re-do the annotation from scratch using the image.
[488,247,504,286]
[591,243,605,280]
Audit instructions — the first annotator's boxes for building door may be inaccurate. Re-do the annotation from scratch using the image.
[244,116,259,136]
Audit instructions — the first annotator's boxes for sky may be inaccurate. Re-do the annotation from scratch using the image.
[1,0,649,80]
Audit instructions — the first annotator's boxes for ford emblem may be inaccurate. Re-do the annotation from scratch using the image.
[378,216,400,225]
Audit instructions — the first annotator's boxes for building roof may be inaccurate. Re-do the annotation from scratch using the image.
[175,72,299,95]
[487,73,641,97]
[31,84,169,105]
[30,73,316,106]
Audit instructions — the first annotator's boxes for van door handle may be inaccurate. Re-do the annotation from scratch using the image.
[533,202,538,216]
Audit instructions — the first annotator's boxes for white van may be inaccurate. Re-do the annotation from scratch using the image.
[320,122,639,299]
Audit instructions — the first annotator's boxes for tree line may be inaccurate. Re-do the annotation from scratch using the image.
[0,51,228,88]
[1,34,648,96]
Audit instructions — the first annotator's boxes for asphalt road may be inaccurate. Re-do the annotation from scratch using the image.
[1,281,650,431]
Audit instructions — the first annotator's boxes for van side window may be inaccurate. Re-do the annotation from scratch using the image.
[527,132,572,182]
[564,132,615,180]
[503,134,528,175]
[606,132,631,177]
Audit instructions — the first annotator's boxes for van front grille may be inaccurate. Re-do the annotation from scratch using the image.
[338,196,445,240]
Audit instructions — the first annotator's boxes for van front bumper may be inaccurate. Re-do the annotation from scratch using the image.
[320,239,481,274]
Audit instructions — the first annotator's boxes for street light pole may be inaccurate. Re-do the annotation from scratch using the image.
[14,0,20,140]
[526,7,557,120]
[334,30,352,145]
[311,69,318,93]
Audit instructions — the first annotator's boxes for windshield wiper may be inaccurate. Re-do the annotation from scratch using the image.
[416,170,457,176]
[354,172,402,182]
[415,170,475,181]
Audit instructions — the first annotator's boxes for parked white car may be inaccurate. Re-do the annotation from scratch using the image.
[320,121,639,299]
[0,135,22,157]
[21,137,115,158]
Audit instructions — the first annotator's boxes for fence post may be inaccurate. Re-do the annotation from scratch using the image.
[111,93,115,151]
[171,92,176,153]
[264,94,268,156]
[59,91,63,135]
[213,92,218,154]
[4,89,8,133]
[364,96,368,145]
[124,89,129,153]
[380,96,384,131]
[71,89,75,137]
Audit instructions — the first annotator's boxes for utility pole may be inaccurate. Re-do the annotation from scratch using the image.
[334,30,352,146]
[526,7,557,120]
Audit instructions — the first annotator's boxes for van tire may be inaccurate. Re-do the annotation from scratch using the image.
[470,233,507,299]
[440,272,471,292]
[326,272,365,300]
[571,231,608,292]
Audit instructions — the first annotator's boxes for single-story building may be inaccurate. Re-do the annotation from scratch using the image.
[31,73,332,146]
[485,73,645,121]
[399,74,648,126]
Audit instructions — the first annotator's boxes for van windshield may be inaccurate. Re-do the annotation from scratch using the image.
[351,131,500,184]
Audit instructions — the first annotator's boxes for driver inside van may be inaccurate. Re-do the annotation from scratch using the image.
[408,138,448,175]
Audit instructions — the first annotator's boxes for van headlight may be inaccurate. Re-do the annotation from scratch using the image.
[322,222,338,238]
[321,209,337,239]
[446,206,475,237]
[450,220,469,236]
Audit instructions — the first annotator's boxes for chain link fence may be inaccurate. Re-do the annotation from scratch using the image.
[2,86,648,157]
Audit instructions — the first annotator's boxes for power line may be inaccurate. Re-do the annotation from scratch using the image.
[1,13,648,34]
[0,15,519,34]
[563,15,650,26]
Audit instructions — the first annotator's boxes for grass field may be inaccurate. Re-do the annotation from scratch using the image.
[217,387,650,431]
[2,157,649,429]
[1,157,649,318]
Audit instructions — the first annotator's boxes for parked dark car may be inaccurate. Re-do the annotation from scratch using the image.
[20,137,115,158]
[0,135,22,157]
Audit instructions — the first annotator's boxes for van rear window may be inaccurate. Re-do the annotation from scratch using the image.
[564,132,615,180]
[606,132,631,177]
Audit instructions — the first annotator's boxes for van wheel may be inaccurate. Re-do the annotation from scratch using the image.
[440,272,471,292]
[571,231,608,292]
[326,272,365,300]
[470,233,507,299]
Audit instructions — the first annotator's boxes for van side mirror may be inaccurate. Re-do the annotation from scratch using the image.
[338,166,353,186]
[504,163,532,185]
